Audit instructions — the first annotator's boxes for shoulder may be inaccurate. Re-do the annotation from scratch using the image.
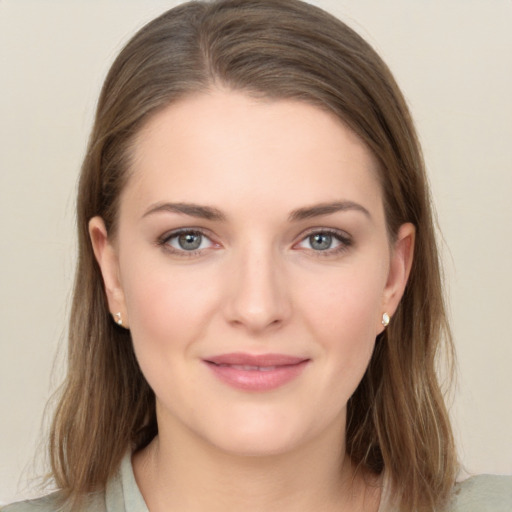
[0,452,140,512]
[1,493,61,512]
[1,490,106,512]
[1,452,138,512]
[450,474,512,511]
[1,493,62,512]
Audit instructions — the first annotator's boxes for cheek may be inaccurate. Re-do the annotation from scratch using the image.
[119,258,225,412]
[296,261,386,387]
[299,261,386,338]
[119,254,220,363]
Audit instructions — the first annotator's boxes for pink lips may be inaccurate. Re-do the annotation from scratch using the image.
[204,353,309,392]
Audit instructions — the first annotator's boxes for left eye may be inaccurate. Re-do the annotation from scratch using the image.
[296,231,347,251]
[165,231,213,252]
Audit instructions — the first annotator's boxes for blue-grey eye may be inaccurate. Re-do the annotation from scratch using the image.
[309,233,333,250]
[178,232,202,250]
[296,230,349,253]
[166,231,212,252]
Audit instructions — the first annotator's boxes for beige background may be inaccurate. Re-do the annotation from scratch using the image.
[1,0,511,505]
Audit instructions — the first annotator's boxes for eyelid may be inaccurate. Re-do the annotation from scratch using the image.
[157,227,220,255]
[293,227,353,253]
[156,226,352,257]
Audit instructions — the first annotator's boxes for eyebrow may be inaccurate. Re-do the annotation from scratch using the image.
[288,201,371,222]
[142,202,226,221]
[142,200,370,223]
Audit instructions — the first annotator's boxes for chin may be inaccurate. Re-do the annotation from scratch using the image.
[209,429,305,458]
[195,407,322,458]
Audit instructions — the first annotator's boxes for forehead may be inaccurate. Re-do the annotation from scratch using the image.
[123,90,383,219]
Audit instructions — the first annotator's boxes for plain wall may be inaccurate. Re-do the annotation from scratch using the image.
[1,0,511,505]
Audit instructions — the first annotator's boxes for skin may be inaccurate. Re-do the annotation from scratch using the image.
[90,89,414,512]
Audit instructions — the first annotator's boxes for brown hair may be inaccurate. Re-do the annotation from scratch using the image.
[50,1,457,510]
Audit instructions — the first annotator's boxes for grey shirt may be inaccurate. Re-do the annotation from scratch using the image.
[3,453,511,511]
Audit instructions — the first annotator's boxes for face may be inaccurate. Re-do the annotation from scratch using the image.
[90,90,414,457]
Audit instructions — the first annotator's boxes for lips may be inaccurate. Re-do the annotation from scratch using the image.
[203,353,309,391]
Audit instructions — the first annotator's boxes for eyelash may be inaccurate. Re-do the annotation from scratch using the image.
[157,228,218,257]
[295,228,353,257]
[157,227,352,257]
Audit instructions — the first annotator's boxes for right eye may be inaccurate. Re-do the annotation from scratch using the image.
[160,229,216,255]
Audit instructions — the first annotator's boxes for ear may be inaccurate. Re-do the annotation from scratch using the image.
[89,216,129,328]
[377,222,415,334]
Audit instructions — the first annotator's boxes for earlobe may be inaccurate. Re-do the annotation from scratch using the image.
[88,216,128,327]
[379,222,415,332]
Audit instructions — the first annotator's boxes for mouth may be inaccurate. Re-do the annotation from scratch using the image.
[203,353,310,392]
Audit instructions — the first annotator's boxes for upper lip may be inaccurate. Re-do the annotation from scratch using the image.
[204,353,309,367]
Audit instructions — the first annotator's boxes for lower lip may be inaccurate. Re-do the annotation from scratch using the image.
[204,360,309,392]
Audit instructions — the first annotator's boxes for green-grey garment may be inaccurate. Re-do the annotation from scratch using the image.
[2,453,511,511]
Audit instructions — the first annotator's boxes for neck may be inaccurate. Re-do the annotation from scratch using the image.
[133,416,380,512]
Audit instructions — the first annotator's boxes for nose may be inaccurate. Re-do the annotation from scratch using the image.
[225,243,291,333]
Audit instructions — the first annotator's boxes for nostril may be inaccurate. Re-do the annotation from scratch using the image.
[225,261,291,331]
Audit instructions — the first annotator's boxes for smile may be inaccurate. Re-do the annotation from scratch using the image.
[216,364,279,371]
[204,353,310,392]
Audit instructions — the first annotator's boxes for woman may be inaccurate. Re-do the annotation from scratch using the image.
[3,1,510,511]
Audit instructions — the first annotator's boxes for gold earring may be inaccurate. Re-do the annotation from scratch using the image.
[381,312,390,327]
[114,312,123,326]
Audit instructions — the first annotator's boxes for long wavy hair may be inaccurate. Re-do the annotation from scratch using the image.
[49,1,457,510]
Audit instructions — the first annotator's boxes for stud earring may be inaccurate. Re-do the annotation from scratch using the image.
[381,312,390,327]
[114,312,123,326]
